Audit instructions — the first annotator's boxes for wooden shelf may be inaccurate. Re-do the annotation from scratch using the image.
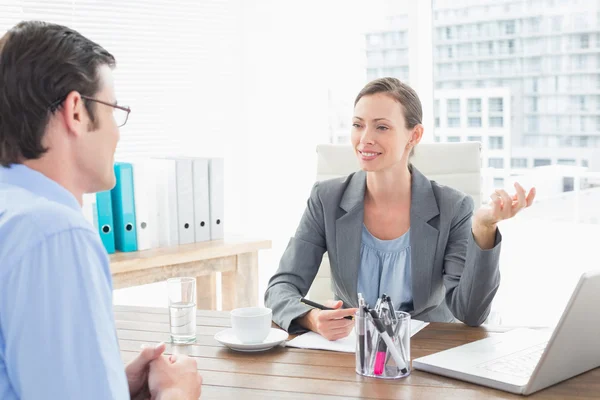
[110,237,272,275]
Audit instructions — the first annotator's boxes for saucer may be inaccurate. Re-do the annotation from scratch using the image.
[214,328,289,352]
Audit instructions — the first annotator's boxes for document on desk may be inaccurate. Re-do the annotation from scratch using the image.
[286,319,429,353]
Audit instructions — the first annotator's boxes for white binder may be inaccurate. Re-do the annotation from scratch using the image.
[208,158,224,240]
[174,158,195,245]
[192,158,211,242]
[154,159,179,247]
[81,193,97,228]
[132,160,160,250]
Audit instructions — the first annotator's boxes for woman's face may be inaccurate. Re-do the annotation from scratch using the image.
[351,93,418,172]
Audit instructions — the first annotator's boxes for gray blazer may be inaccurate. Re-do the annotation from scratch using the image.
[264,166,502,333]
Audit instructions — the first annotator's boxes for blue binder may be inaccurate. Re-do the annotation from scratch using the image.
[94,191,115,254]
[111,162,138,252]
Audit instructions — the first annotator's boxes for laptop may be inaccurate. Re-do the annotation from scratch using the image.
[413,270,600,395]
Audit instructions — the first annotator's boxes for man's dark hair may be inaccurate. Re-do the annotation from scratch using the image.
[0,21,116,167]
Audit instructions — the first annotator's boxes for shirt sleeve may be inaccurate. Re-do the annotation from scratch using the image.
[0,228,129,399]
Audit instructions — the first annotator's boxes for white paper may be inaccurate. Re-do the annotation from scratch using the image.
[286,319,429,353]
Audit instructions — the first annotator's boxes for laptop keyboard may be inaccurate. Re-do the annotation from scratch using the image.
[478,344,547,378]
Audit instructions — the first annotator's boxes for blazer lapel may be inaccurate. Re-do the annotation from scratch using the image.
[335,171,366,307]
[409,166,440,314]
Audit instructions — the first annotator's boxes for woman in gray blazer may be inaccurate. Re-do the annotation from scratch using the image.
[265,78,535,339]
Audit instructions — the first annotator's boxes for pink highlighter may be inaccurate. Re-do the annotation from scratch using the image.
[374,337,388,375]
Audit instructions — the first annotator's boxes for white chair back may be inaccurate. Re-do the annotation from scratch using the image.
[308,142,482,303]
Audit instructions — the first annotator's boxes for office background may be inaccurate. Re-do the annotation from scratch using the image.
[2,0,599,328]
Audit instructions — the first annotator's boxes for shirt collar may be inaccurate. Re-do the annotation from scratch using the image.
[0,164,81,211]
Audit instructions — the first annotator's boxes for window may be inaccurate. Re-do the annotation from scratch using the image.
[508,39,515,54]
[434,135,440,142]
[563,177,575,192]
[527,116,539,132]
[446,27,453,40]
[489,98,503,113]
[489,117,504,127]
[511,158,528,168]
[447,136,460,142]
[580,35,590,49]
[458,43,473,57]
[489,136,504,149]
[557,159,576,166]
[468,98,482,113]
[574,55,587,70]
[478,60,494,74]
[534,159,552,167]
[505,21,515,35]
[447,99,460,114]
[551,16,562,32]
[526,96,538,112]
[582,159,589,167]
[367,34,382,48]
[493,178,505,188]
[448,47,453,59]
[488,158,505,168]
[448,117,460,127]
[551,37,562,52]
[526,57,542,72]
[367,68,379,81]
[468,117,482,127]
[467,136,482,143]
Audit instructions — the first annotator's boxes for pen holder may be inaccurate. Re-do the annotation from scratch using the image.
[355,311,411,379]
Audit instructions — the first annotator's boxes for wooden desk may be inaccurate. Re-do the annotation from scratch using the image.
[110,238,271,310]
[115,305,600,399]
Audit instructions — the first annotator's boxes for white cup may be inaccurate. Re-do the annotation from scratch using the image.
[230,307,272,344]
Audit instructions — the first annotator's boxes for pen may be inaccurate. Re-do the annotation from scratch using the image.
[357,293,366,373]
[365,307,408,375]
[384,295,397,323]
[299,298,354,320]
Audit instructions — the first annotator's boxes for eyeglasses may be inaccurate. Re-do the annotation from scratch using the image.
[48,94,131,127]
[81,96,131,128]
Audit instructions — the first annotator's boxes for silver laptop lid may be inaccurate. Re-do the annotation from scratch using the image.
[525,270,600,395]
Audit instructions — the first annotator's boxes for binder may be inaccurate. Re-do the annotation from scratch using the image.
[132,160,160,250]
[95,190,115,254]
[208,158,224,240]
[174,159,195,245]
[81,193,97,228]
[154,159,179,247]
[192,158,211,242]
[111,162,138,252]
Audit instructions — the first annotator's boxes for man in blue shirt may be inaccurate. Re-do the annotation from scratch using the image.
[0,21,202,399]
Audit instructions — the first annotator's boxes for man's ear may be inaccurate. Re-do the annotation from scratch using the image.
[60,91,88,137]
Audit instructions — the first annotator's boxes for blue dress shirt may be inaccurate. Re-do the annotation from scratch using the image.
[0,164,128,399]
[357,224,414,312]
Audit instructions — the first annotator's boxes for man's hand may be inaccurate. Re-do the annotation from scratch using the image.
[125,342,166,400]
[149,354,203,400]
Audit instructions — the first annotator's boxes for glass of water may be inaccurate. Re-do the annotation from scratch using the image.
[167,277,197,344]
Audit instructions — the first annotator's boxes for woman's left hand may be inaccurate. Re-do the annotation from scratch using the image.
[472,182,536,249]
[474,182,536,228]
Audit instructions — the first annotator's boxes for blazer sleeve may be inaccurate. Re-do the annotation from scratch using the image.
[443,195,502,327]
[264,182,327,333]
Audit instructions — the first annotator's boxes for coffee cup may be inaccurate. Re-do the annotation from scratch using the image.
[230,307,272,344]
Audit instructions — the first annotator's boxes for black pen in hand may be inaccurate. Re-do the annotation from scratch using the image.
[299,298,355,320]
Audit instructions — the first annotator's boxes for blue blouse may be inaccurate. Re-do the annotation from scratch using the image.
[357,224,414,312]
